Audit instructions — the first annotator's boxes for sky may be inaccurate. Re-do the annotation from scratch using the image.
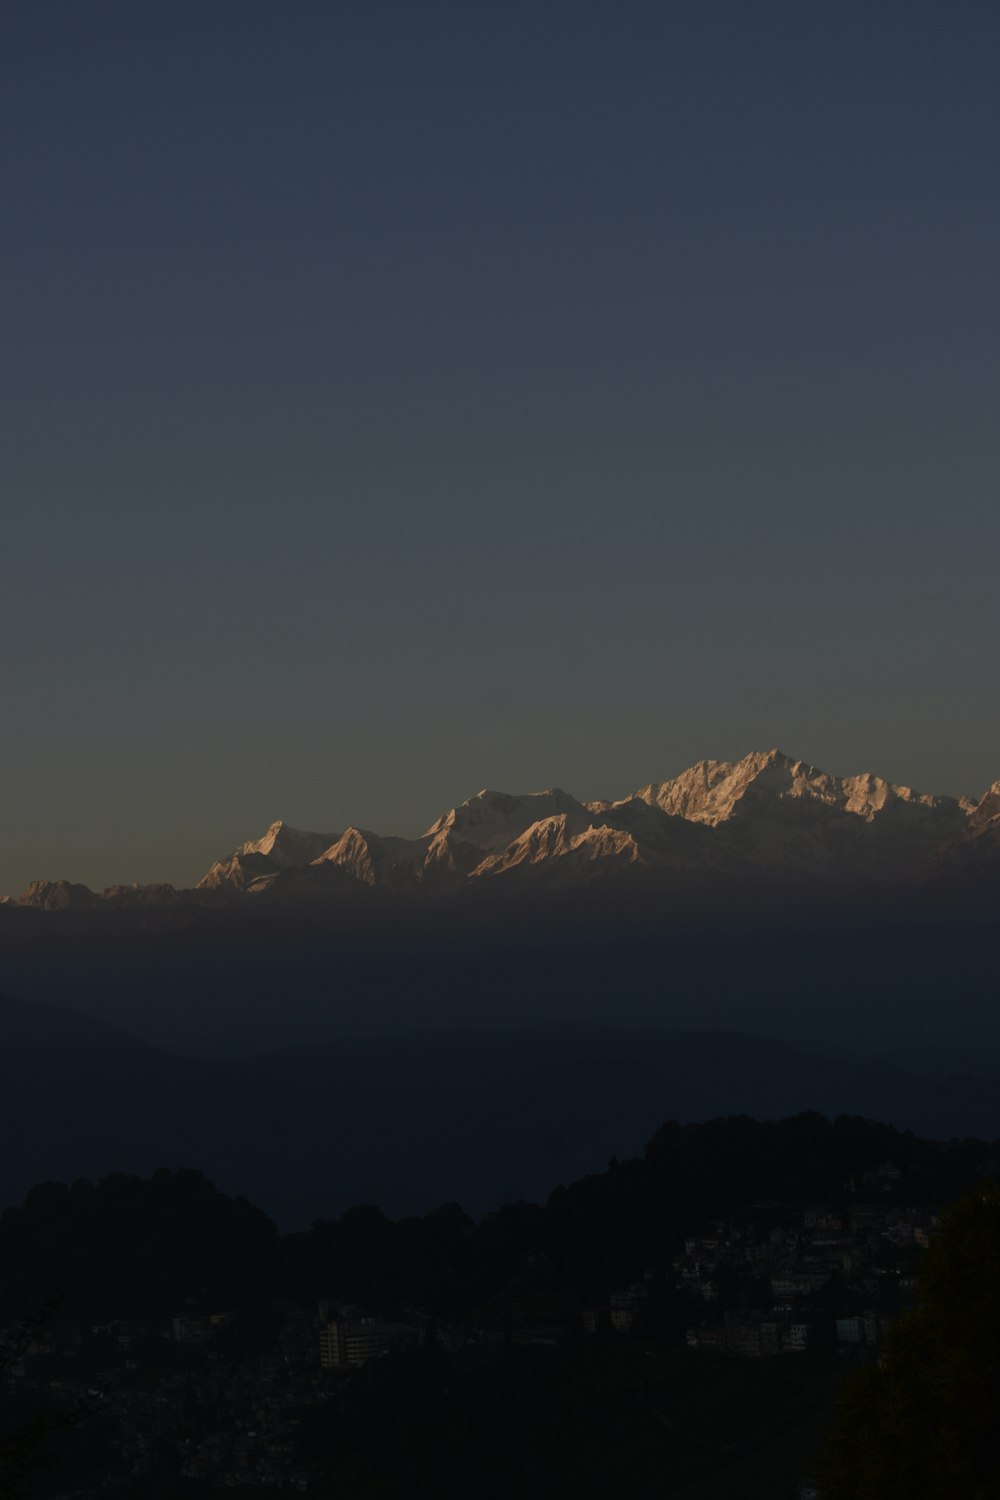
[2,0,999,893]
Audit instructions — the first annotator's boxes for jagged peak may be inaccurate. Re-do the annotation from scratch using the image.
[18,878,99,911]
[17,752,993,903]
[235,820,338,862]
[423,786,585,848]
[194,818,339,890]
[733,747,823,779]
[318,826,429,856]
[634,749,972,829]
[965,780,1000,831]
[744,747,794,767]
[239,817,327,844]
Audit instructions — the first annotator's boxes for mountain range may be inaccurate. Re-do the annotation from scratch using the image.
[3,990,1000,1227]
[8,749,1000,910]
[4,751,1000,1226]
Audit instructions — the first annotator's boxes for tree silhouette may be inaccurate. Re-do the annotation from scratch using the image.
[819,1182,1000,1499]
[0,1299,81,1500]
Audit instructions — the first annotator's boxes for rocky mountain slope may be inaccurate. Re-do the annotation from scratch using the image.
[9,749,997,909]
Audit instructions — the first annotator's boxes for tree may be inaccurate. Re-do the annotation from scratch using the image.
[819,1183,1000,1499]
[0,1300,80,1500]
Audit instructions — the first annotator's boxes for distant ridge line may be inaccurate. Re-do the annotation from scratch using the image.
[7,748,999,907]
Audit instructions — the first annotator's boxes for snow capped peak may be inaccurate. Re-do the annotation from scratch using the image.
[236,820,338,867]
[630,750,971,843]
[966,780,1000,833]
[175,749,994,902]
[312,826,438,891]
[748,747,794,768]
[195,819,339,891]
[423,786,587,852]
[18,744,998,910]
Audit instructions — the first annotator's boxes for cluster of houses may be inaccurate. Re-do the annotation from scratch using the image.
[0,1169,946,1492]
[674,1196,937,1357]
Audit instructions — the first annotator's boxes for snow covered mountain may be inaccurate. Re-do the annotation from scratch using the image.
[10,750,997,908]
[630,748,974,828]
[197,819,338,893]
[618,749,975,877]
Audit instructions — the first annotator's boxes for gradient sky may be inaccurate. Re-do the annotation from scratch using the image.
[3,0,999,893]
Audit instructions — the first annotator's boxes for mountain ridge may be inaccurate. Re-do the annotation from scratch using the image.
[8,748,997,908]
[4,989,1000,1226]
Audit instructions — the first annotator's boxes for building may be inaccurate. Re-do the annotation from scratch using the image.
[319,1318,415,1369]
[788,1320,815,1350]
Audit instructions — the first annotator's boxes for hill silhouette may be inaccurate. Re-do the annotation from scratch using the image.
[4,994,1000,1227]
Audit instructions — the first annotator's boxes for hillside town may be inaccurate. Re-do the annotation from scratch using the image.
[1,1159,944,1496]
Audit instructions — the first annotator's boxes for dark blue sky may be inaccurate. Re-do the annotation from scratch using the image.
[3,1,999,892]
